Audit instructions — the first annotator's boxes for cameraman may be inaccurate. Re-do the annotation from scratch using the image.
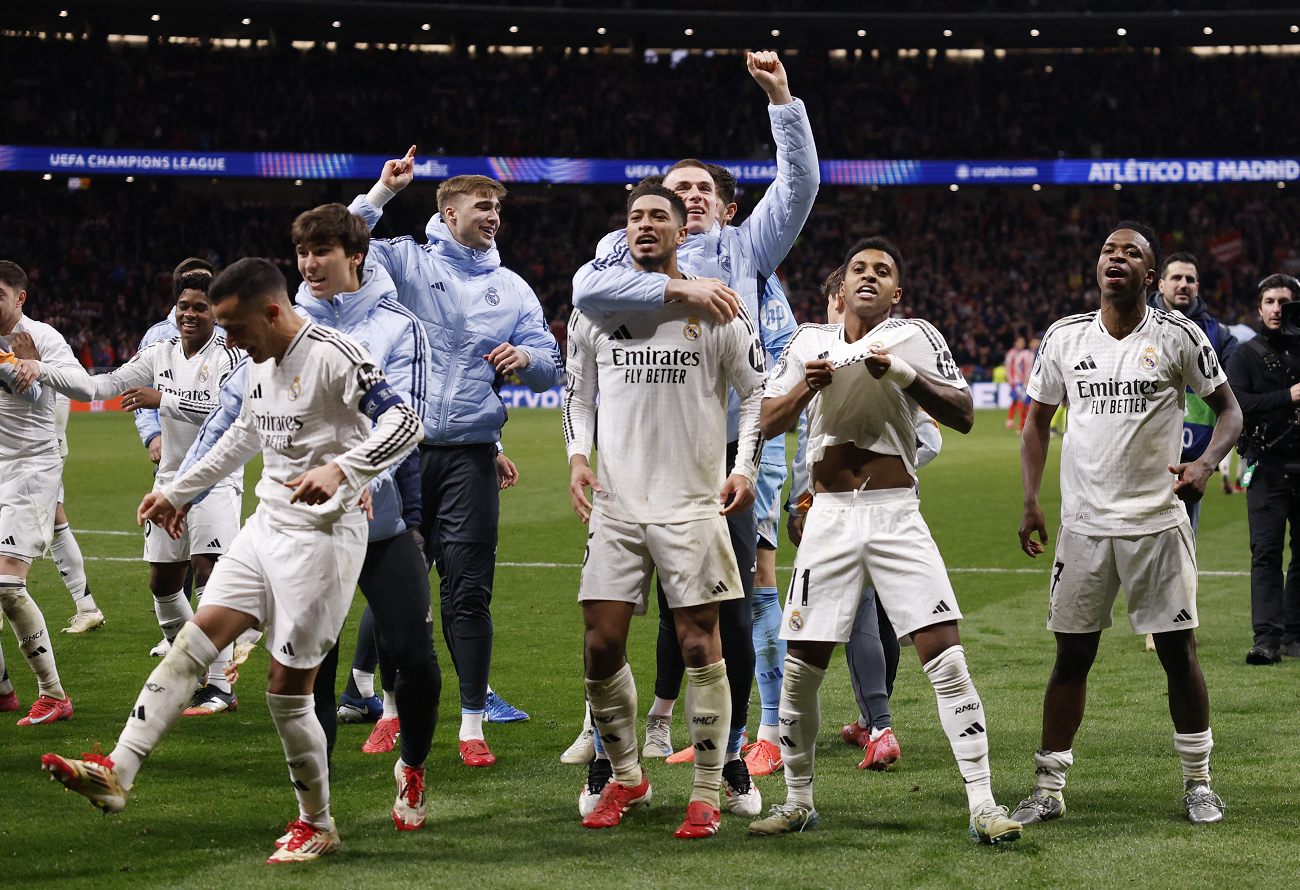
[1226,275,1300,665]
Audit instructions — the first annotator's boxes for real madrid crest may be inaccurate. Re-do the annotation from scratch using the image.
[684,317,702,341]
[197,364,210,383]
[288,375,302,401]
[484,287,501,306]
[788,610,803,632]
[1140,345,1158,370]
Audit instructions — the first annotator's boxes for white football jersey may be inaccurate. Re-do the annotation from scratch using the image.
[564,301,766,525]
[766,318,967,478]
[38,331,244,488]
[0,315,81,462]
[1027,305,1227,536]
[162,322,422,528]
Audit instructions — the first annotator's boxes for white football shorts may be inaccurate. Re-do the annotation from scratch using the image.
[1047,522,1198,635]
[0,451,63,563]
[143,485,242,563]
[781,488,962,644]
[579,511,744,613]
[198,507,367,669]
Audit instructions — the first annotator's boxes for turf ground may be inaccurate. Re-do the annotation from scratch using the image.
[3,408,1297,889]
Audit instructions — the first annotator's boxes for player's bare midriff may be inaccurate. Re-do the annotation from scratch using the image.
[812,442,913,493]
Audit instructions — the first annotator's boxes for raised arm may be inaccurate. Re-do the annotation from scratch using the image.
[735,53,820,278]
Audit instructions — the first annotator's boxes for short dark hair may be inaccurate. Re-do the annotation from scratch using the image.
[1113,219,1162,274]
[1258,273,1300,302]
[292,203,370,259]
[705,163,738,207]
[627,182,689,228]
[822,266,845,301]
[667,158,709,178]
[842,236,906,283]
[1159,251,1199,280]
[638,174,664,188]
[172,271,212,301]
[0,260,28,292]
[173,257,215,279]
[209,257,288,307]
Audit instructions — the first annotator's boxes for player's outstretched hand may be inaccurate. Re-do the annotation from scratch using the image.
[1170,460,1212,505]
[485,343,532,375]
[569,457,601,522]
[285,461,347,505]
[746,50,793,105]
[10,332,39,360]
[786,512,804,547]
[139,492,189,539]
[803,358,834,393]
[1019,502,1049,557]
[664,278,739,325]
[497,453,519,489]
[720,474,755,516]
[121,386,162,411]
[381,145,418,193]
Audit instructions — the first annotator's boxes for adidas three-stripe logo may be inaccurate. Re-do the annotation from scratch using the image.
[958,722,986,737]
[206,539,221,549]
[1073,355,1098,371]
[609,325,633,341]
[932,600,952,615]
[0,536,14,546]
[248,383,263,399]
[280,642,295,657]
[1173,609,1192,623]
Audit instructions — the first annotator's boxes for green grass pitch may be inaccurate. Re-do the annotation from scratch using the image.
[2,408,1297,889]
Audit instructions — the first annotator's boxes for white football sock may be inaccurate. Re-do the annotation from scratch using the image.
[1174,729,1213,788]
[207,642,234,695]
[267,691,333,830]
[923,645,994,811]
[648,695,676,719]
[869,725,885,742]
[353,668,376,700]
[758,722,780,746]
[383,690,398,720]
[111,622,218,788]
[153,590,193,642]
[459,709,483,741]
[779,655,825,809]
[0,575,65,699]
[1033,749,1073,792]
[586,663,641,786]
[685,660,730,807]
[51,524,94,613]
[0,644,12,696]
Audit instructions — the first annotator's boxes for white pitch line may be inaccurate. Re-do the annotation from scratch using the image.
[73,528,138,536]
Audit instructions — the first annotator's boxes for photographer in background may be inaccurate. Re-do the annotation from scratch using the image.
[1225,275,1300,665]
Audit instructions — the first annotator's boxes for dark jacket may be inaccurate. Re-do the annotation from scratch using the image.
[1225,326,1300,460]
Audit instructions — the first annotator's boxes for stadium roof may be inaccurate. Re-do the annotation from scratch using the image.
[9,1,1300,51]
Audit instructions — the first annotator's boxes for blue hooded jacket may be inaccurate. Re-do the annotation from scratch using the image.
[346,199,563,445]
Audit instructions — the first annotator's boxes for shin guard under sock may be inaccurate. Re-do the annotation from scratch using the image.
[0,576,65,699]
[923,645,993,811]
[586,663,641,786]
[267,691,333,829]
[779,655,826,808]
[685,660,730,807]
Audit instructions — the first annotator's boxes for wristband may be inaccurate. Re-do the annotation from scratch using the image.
[366,180,397,209]
[880,354,917,388]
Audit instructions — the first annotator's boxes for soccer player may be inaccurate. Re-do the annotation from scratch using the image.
[1015,222,1242,826]
[573,49,816,801]
[6,327,102,633]
[0,260,75,725]
[753,237,1020,844]
[564,183,766,838]
[1004,335,1033,431]
[41,258,423,863]
[28,272,246,716]
[349,161,562,764]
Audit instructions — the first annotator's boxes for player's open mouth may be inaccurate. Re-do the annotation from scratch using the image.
[857,284,877,296]
[1104,265,1126,281]
[635,235,657,246]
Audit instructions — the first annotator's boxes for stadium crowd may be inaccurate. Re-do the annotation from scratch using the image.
[3,175,1295,377]
[5,36,1300,160]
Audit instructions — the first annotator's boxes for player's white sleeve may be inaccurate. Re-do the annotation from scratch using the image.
[891,321,968,392]
[160,409,261,507]
[0,359,41,402]
[915,414,943,469]
[764,325,817,400]
[562,311,598,460]
[1177,320,1229,397]
[36,346,155,402]
[1026,324,1067,405]
[721,306,768,481]
[334,362,424,490]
